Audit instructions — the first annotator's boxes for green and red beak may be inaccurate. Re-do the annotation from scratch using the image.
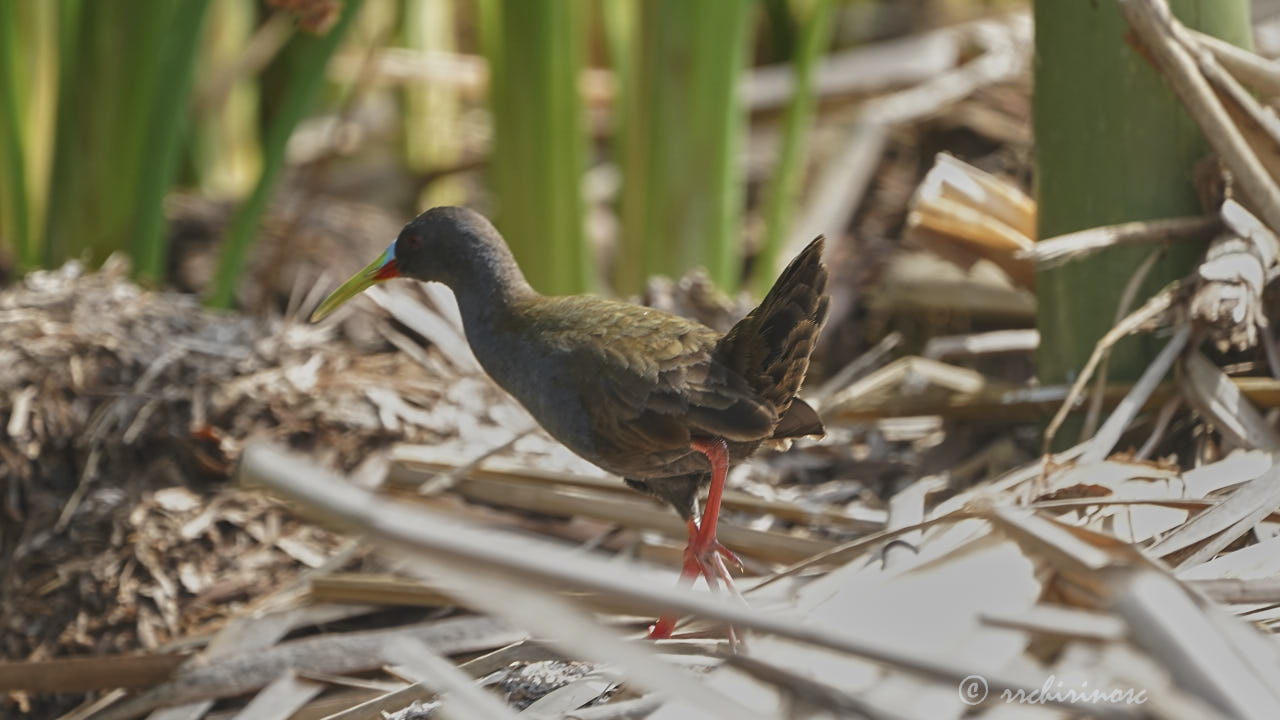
[309,243,401,322]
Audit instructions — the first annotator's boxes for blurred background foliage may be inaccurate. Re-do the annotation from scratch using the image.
[0,0,1012,305]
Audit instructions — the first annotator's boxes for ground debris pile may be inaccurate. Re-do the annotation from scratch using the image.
[0,258,456,664]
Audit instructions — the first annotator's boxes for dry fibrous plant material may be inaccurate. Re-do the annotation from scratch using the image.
[89,616,524,720]
[0,258,481,664]
[1025,215,1222,267]
[2,255,862,718]
[1191,200,1280,352]
[1040,279,1183,452]
[792,15,1031,274]
[1118,0,1280,231]
[237,442,1280,719]
[1109,2,1280,356]
[906,152,1035,288]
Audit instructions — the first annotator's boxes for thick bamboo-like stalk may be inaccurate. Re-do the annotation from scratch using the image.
[1033,1,1250,401]
[479,0,590,295]
[753,0,836,299]
[207,0,365,308]
[615,0,754,295]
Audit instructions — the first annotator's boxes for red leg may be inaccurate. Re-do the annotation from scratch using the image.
[689,438,743,597]
[694,440,727,535]
[647,521,701,639]
[649,438,738,640]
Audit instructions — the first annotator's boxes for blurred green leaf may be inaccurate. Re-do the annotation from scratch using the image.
[46,0,176,267]
[133,0,211,283]
[208,0,364,309]
[192,0,264,201]
[753,0,835,297]
[615,0,754,295]
[0,0,31,269]
[403,0,465,208]
[480,0,590,295]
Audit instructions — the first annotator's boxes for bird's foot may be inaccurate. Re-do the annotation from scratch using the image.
[689,531,748,651]
[649,438,744,643]
[708,538,745,574]
[687,532,742,597]
[648,531,742,640]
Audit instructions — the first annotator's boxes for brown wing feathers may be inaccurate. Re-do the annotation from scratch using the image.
[715,236,829,431]
[621,238,828,515]
[567,236,827,465]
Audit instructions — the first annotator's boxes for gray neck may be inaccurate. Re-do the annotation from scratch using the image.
[451,240,534,313]
[444,241,538,374]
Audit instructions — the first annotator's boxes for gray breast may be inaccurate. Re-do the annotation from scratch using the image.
[467,325,597,459]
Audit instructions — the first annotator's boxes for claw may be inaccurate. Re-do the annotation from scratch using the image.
[713,540,745,573]
[692,537,738,592]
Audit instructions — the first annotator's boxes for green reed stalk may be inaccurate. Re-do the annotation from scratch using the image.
[132,0,211,283]
[0,0,30,269]
[615,0,754,295]
[403,0,464,208]
[480,0,590,295]
[207,0,364,309]
[753,0,835,298]
[192,0,264,200]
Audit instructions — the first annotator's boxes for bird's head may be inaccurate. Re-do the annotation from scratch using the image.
[309,206,507,322]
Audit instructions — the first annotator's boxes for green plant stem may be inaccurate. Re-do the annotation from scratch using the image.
[207,0,363,309]
[753,0,835,298]
[133,0,211,283]
[0,0,31,269]
[14,1,58,258]
[46,0,172,267]
[403,0,463,208]
[44,0,80,268]
[615,0,754,295]
[192,0,264,200]
[1033,0,1250,446]
[480,0,589,295]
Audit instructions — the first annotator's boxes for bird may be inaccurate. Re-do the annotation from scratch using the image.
[311,206,829,638]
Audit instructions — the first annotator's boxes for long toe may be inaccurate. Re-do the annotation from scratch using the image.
[713,539,745,572]
[691,537,741,597]
[692,539,747,648]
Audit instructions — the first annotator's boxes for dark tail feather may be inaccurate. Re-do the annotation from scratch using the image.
[772,398,824,439]
[715,236,829,419]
